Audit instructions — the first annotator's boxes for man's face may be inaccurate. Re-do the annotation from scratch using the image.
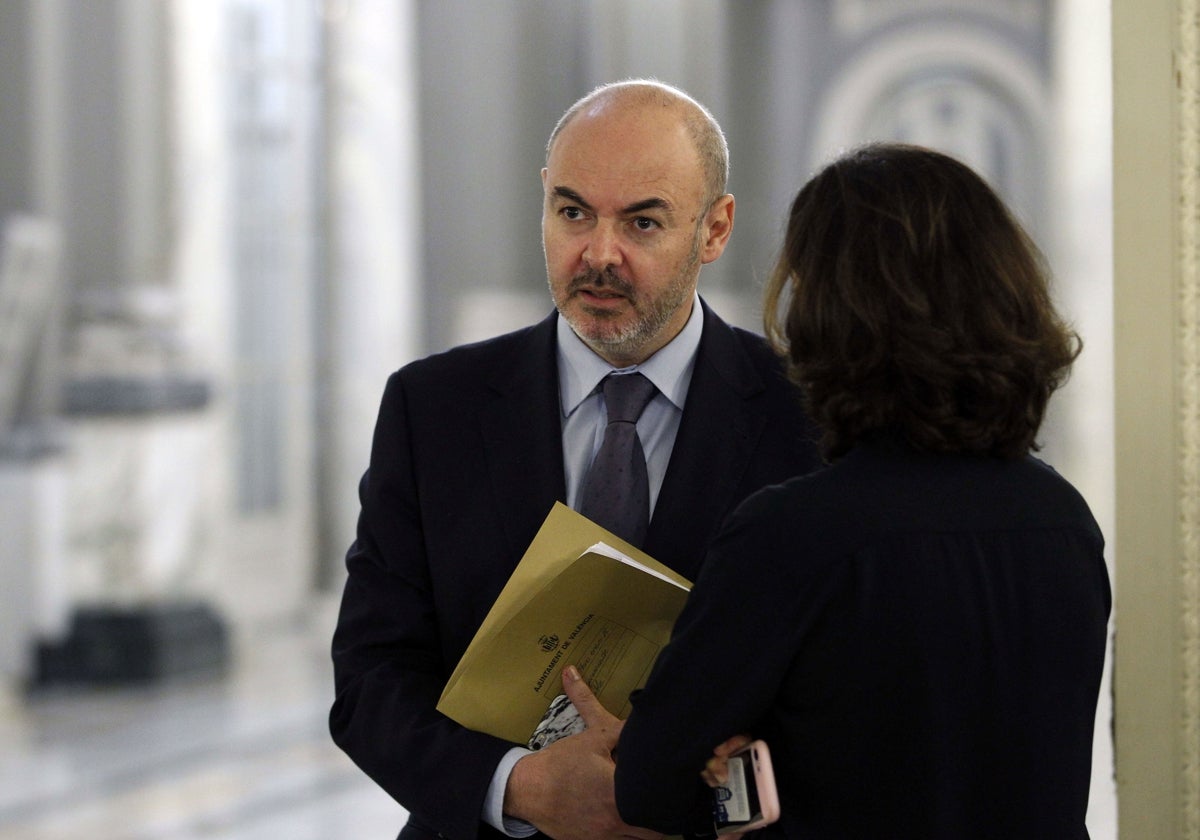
[542,104,733,367]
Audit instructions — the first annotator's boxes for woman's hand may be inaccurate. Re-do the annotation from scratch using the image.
[702,735,755,839]
[700,734,754,788]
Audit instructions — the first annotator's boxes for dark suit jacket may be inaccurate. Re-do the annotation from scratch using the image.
[329,301,822,840]
[615,436,1112,840]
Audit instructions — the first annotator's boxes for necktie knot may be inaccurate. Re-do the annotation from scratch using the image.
[602,372,657,426]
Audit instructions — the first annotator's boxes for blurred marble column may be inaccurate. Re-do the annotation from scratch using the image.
[0,216,69,686]
[0,0,71,686]
[315,0,423,589]
[28,0,225,684]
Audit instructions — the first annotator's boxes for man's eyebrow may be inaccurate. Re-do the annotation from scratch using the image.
[621,197,672,216]
[550,187,673,218]
[551,186,594,211]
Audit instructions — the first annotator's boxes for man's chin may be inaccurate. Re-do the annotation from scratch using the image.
[564,307,627,337]
[566,318,638,352]
[579,327,635,352]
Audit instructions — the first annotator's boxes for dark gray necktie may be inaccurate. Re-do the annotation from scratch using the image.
[578,373,658,547]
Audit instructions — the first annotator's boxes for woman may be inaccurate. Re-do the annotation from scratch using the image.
[613,143,1111,839]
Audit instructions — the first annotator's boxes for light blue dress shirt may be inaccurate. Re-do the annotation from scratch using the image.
[482,296,704,836]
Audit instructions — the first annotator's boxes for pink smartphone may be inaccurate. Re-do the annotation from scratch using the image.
[712,739,781,834]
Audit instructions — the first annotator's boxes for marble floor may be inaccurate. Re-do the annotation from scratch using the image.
[0,605,407,840]
[0,600,1119,840]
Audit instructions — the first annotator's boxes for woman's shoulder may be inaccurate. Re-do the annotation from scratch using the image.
[721,443,1101,555]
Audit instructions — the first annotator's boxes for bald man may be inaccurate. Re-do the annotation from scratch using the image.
[330,80,821,840]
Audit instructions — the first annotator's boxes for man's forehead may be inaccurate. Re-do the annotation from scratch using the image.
[551,100,695,158]
[545,123,702,208]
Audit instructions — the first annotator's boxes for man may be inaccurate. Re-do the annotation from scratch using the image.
[329,79,822,840]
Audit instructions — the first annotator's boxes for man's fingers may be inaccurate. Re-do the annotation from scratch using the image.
[562,666,622,734]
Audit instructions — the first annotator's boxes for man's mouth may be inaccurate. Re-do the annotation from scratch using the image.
[568,269,634,305]
[577,287,625,300]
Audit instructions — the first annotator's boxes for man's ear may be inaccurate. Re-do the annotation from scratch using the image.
[700,194,735,264]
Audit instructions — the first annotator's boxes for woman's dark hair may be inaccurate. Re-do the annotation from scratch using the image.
[763,143,1081,460]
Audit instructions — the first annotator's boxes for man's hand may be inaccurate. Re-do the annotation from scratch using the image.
[503,666,662,840]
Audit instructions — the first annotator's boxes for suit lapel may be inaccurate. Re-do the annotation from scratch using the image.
[645,302,770,578]
[478,312,567,566]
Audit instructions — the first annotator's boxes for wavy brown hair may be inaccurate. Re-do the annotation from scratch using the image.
[763,143,1081,460]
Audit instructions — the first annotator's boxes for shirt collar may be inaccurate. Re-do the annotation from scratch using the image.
[557,294,703,417]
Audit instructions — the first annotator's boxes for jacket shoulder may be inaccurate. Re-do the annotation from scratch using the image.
[390,313,556,390]
[729,323,787,370]
[696,301,791,387]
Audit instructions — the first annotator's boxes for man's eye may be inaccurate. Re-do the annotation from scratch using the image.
[560,207,585,221]
[632,217,659,231]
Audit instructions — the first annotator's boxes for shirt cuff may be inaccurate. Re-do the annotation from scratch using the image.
[484,746,539,837]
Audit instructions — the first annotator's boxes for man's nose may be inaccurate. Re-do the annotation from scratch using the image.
[582,222,622,270]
